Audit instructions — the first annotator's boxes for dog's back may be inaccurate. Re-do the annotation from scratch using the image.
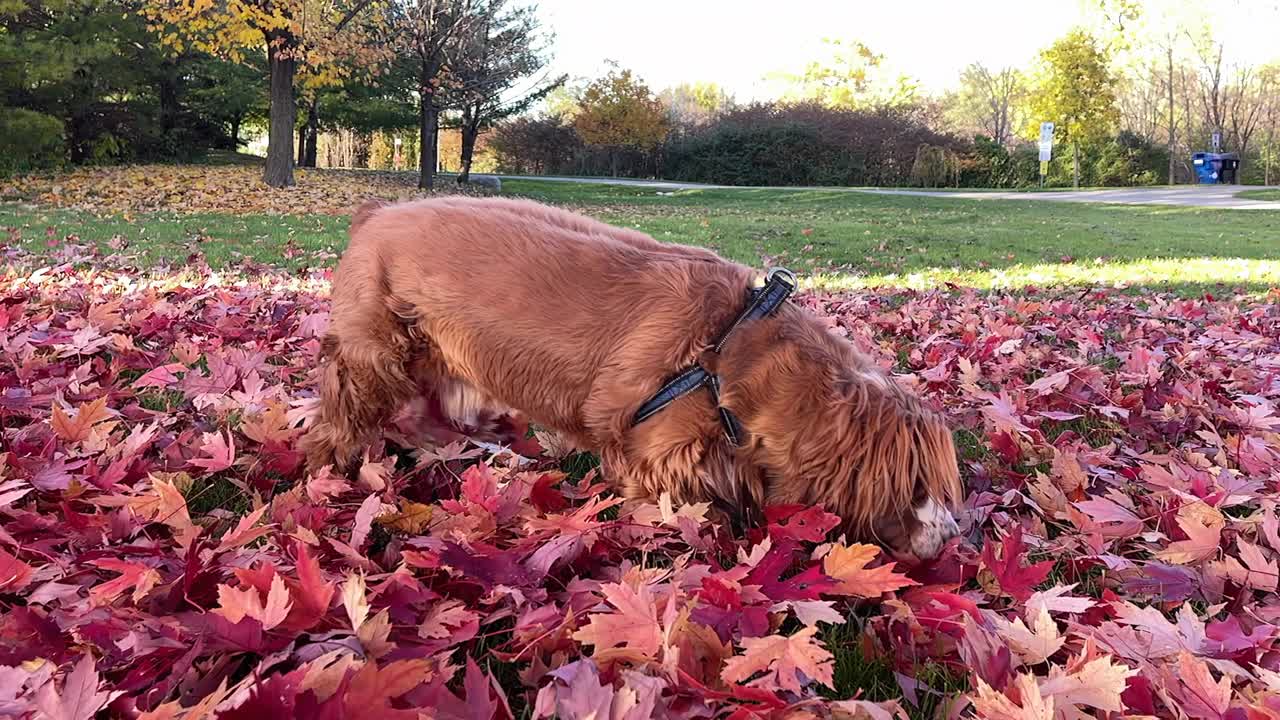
[332,196,753,445]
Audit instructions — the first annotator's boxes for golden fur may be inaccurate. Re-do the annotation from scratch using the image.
[302,196,962,548]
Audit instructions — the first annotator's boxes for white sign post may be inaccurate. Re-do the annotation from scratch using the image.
[1038,122,1055,187]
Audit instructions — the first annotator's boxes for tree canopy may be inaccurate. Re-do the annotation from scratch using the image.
[573,67,669,152]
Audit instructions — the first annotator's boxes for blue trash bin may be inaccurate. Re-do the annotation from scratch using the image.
[1192,152,1220,184]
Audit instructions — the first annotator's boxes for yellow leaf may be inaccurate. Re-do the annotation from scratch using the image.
[377,501,434,534]
[342,572,369,631]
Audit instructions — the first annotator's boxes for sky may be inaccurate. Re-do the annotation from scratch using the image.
[534,0,1280,100]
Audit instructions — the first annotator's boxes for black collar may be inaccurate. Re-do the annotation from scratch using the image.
[631,267,796,446]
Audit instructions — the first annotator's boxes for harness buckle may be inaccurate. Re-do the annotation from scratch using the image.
[765,267,797,290]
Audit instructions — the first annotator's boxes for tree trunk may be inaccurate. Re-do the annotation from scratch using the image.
[264,39,296,188]
[418,91,439,190]
[158,59,180,135]
[297,126,306,165]
[1267,131,1274,186]
[1167,45,1176,185]
[457,108,480,184]
[302,99,319,167]
[230,113,242,149]
[1072,142,1080,190]
[305,129,318,168]
[610,148,618,178]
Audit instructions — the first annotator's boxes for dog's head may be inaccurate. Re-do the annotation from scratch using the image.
[763,366,964,562]
[857,407,963,562]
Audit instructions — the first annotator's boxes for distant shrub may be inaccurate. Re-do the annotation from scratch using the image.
[911,144,951,187]
[490,117,582,174]
[0,108,64,174]
[664,122,826,185]
[1093,131,1167,186]
[663,102,967,187]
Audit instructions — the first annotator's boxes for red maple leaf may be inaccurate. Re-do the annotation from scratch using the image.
[745,540,838,601]
[981,525,1054,601]
[530,473,569,513]
[272,542,335,632]
[764,505,840,542]
[0,548,34,592]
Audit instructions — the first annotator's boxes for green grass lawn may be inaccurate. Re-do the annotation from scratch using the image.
[5,175,1280,296]
[1239,188,1280,201]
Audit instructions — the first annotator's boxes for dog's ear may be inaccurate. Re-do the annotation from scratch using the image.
[350,199,388,234]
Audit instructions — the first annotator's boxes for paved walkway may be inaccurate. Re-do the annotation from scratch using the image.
[859,185,1278,209]
[491,174,1279,210]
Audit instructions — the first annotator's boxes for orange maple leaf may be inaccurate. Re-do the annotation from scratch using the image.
[823,543,918,597]
[572,581,664,658]
[240,400,296,444]
[88,558,161,605]
[215,574,292,630]
[720,625,834,694]
[51,396,112,443]
[342,659,433,715]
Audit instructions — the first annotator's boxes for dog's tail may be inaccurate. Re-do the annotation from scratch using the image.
[350,199,389,234]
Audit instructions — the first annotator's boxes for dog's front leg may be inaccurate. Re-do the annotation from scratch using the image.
[302,335,417,474]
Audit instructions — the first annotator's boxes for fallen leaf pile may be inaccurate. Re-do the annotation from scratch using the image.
[2,247,1280,719]
[1,165,486,217]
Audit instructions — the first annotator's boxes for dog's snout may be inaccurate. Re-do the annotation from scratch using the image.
[908,498,959,560]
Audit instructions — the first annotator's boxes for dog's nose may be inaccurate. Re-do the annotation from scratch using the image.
[908,498,959,561]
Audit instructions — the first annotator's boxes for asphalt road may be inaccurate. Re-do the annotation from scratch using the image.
[490,174,1279,210]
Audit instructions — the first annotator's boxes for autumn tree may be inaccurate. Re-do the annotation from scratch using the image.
[659,82,735,131]
[391,0,476,190]
[143,0,388,187]
[447,0,562,183]
[3,0,269,166]
[1030,30,1120,188]
[572,66,669,177]
[774,38,918,111]
[1260,64,1280,185]
[948,64,1026,147]
[1189,41,1273,162]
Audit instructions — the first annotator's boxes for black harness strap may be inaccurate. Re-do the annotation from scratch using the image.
[631,365,710,425]
[631,267,796,446]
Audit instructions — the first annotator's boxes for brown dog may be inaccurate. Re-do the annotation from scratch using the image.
[302,196,962,559]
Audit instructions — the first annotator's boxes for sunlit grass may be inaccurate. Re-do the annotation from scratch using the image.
[807,257,1280,297]
[1238,189,1280,202]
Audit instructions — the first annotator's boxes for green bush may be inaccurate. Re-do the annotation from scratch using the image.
[0,108,64,174]
[665,123,827,186]
[1093,131,1167,186]
[663,103,964,187]
[959,137,1042,188]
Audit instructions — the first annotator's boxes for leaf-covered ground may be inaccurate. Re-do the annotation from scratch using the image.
[1,164,471,217]
[4,232,1280,720]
